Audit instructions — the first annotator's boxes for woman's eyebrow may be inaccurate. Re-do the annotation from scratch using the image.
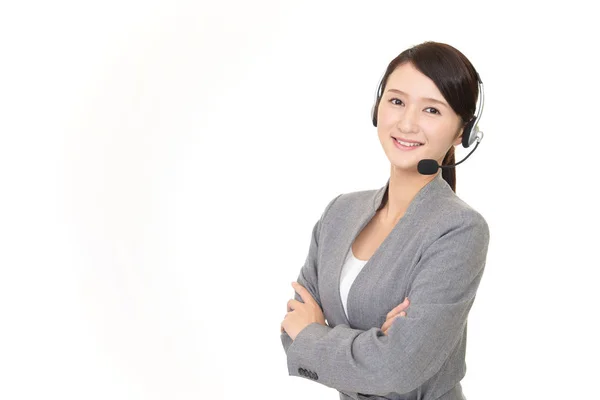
[386,88,448,107]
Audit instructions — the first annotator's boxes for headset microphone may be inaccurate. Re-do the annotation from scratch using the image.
[417,132,483,175]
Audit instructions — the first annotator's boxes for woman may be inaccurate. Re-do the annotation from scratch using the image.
[280,41,490,400]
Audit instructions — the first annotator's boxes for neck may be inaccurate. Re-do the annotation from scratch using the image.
[379,167,439,224]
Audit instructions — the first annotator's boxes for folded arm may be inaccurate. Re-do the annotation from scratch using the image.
[280,194,342,353]
[283,211,490,395]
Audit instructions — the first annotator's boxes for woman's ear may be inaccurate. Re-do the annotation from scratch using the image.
[453,128,464,146]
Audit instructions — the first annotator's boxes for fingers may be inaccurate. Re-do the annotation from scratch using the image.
[381,297,410,334]
[382,312,407,335]
[287,298,301,312]
[382,311,407,332]
[291,282,313,303]
[386,297,410,319]
[381,311,406,332]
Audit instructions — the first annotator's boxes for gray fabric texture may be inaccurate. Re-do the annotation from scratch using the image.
[280,172,489,400]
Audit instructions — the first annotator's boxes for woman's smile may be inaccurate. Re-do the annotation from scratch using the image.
[392,137,424,150]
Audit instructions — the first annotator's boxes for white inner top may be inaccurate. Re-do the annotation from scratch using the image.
[339,246,369,320]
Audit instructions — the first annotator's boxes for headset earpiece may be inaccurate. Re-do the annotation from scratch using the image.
[461,119,476,148]
[371,74,385,127]
[371,102,379,127]
[463,76,484,148]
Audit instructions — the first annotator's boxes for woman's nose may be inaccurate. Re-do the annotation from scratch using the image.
[396,106,420,133]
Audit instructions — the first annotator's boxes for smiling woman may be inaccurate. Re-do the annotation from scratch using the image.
[371,42,480,193]
[280,41,489,400]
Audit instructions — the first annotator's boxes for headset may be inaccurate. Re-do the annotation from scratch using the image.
[371,70,484,150]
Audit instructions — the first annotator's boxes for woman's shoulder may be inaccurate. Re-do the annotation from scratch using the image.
[318,179,489,237]
[315,188,375,228]
[319,186,383,222]
[443,189,487,219]
[426,194,490,257]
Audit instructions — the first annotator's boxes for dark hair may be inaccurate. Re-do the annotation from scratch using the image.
[373,41,480,193]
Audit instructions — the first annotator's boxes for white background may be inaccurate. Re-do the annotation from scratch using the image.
[1,1,598,399]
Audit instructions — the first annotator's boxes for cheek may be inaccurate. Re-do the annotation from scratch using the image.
[377,126,389,143]
[376,113,393,135]
[425,121,457,141]
[377,110,393,128]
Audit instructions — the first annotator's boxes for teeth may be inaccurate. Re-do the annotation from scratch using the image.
[395,138,423,147]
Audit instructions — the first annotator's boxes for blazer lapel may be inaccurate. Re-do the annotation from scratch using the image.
[329,178,389,327]
[331,172,448,327]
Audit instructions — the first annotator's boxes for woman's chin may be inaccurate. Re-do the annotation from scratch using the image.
[389,159,419,172]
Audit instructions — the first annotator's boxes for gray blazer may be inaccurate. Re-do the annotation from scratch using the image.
[280,172,490,400]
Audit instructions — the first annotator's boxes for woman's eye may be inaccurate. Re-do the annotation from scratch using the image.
[389,99,440,115]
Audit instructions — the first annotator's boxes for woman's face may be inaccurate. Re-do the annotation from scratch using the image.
[376,62,465,172]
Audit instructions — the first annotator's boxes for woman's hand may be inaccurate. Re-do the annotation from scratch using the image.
[381,297,410,335]
[280,282,326,340]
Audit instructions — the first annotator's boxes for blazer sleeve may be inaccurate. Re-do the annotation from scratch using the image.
[283,211,490,395]
[280,193,343,355]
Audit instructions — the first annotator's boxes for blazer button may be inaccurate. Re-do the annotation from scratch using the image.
[313,371,319,380]
[298,367,305,376]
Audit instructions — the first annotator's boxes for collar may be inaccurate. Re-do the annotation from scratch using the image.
[372,172,449,214]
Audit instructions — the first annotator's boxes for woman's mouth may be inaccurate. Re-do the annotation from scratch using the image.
[392,137,424,151]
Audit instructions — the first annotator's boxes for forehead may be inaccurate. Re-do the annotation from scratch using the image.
[385,62,443,99]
